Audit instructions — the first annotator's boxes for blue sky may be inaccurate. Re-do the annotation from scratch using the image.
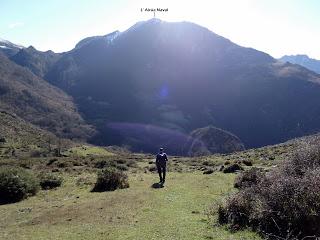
[1,0,320,59]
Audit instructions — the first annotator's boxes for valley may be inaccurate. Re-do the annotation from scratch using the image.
[1,14,320,239]
[3,19,320,155]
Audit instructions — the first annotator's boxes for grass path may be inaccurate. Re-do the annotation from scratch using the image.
[0,171,261,240]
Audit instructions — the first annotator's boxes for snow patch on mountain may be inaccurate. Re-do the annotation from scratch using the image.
[120,18,162,37]
[0,38,24,49]
[106,31,120,43]
[75,30,120,49]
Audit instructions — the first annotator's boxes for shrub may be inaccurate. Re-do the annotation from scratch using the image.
[203,160,215,167]
[19,161,32,169]
[47,158,58,166]
[94,159,116,169]
[92,167,129,192]
[39,173,63,189]
[223,163,243,173]
[268,156,275,160]
[203,168,214,174]
[94,159,108,168]
[126,160,138,168]
[148,165,157,172]
[218,143,320,239]
[217,204,228,224]
[242,159,253,166]
[115,159,126,164]
[203,160,210,166]
[57,161,73,168]
[234,168,265,189]
[116,164,129,171]
[30,150,42,158]
[0,167,39,203]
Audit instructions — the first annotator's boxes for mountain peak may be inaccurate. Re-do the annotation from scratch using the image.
[27,45,36,51]
[279,54,320,74]
[146,18,162,23]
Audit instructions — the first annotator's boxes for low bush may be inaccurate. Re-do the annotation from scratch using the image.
[57,161,73,168]
[223,163,243,173]
[234,168,264,189]
[148,165,157,172]
[116,164,129,171]
[126,159,138,168]
[94,159,108,168]
[92,167,129,192]
[39,173,63,189]
[203,168,214,174]
[218,143,320,239]
[47,158,58,166]
[242,159,253,166]
[115,159,126,164]
[203,160,215,167]
[30,150,43,158]
[94,159,116,169]
[19,162,32,169]
[268,156,275,160]
[0,167,39,203]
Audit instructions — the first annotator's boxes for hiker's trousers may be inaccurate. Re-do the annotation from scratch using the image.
[156,163,166,182]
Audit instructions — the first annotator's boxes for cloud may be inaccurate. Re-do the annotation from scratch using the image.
[8,22,24,29]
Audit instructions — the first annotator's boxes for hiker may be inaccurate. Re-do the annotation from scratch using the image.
[156,148,168,184]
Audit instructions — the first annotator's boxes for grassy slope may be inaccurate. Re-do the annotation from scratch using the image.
[0,170,260,240]
[1,130,319,239]
[64,145,115,157]
[2,135,309,240]
[0,53,94,140]
[0,111,56,145]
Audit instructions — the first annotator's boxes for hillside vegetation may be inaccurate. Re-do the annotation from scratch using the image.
[10,46,61,78]
[0,52,94,139]
[1,133,319,239]
[218,140,320,239]
[0,145,262,240]
[0,111,56,148]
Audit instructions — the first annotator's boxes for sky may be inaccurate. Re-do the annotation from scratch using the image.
[1,0,320,59]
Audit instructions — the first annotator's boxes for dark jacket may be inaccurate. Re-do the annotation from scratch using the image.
[156,152,168,166]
